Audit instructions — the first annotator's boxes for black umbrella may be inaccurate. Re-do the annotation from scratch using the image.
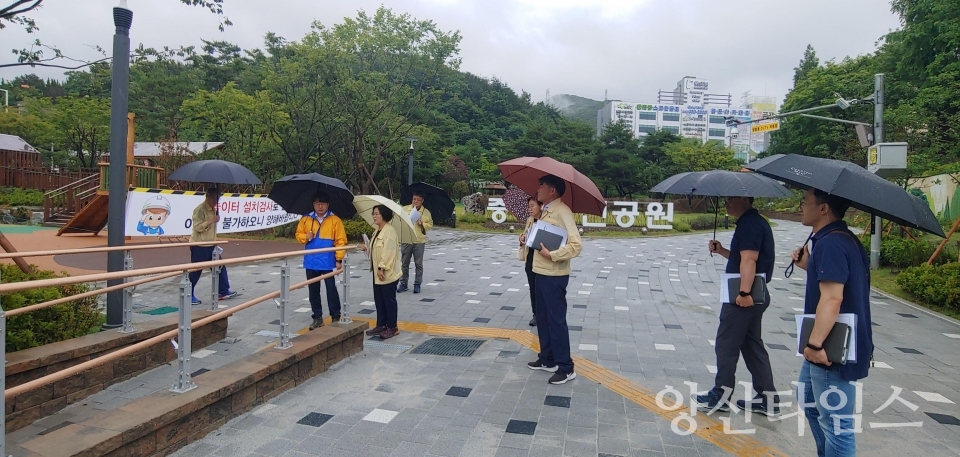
[268,173,356,219]
[400,182,455,223]
[650,170,794,254]
[168,160,262,185]
[745,154,944,237]
[650,170,793,198]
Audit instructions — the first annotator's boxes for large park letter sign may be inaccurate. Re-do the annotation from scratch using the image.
[485,198,674,229]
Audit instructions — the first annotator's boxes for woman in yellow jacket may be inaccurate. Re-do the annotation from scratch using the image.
[362,204,402,339]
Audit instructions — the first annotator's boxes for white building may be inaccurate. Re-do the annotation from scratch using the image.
[596,76,778,163]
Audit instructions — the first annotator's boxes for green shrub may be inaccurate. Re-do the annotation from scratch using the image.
[3,264,104,352]
[688,215,716,231]
[0,187,44,207]
[881,236,931,269]
[672,220,691,232]
[897,262,960,312]
[458,213,488,224]
[343,218,372,240]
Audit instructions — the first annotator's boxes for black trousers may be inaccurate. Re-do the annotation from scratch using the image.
[713,291,777,399]
[524,248,536,316]
[306,269,340,320]
[373,279,399,329]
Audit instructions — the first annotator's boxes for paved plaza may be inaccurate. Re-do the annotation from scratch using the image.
[14,220,960,456]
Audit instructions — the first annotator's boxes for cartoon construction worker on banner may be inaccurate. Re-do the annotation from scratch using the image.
[137,195,171,235]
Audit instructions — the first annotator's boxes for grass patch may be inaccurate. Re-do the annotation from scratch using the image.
[871,268,960,321]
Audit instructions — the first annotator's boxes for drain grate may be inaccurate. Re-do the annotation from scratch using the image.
[137,306,178,315]
[410,337,484,357]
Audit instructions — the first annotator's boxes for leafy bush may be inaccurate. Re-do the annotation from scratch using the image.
[3,264,104,352]
[897,262,960,312]
[688,215,716,231]
[881,236,931,269]
[343,218,372,240]
[0,188,44,207]
[458,213,488,224]
[672,220,691,232]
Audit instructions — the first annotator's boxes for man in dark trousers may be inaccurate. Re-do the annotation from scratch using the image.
[695,196,780,415]
[525,174,582,385]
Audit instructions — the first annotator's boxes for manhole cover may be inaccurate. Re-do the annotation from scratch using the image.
[410,337,484,357]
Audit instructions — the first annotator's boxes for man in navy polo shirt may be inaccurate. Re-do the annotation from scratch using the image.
[695,196,780,415]
[791,188,872,457]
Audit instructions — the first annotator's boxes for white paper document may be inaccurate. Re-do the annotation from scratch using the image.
[525,220,567,251]
[409,206,421,225]
[795,313,857,362]
[362,233,371,260]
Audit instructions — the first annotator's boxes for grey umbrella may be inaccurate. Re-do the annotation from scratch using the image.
[168,160,262,185]
[651,170,793,256]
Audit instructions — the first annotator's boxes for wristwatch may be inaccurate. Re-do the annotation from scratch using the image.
[806,343,823,351]
[738,291,752,297]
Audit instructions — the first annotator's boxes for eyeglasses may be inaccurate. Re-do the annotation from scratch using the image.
[372,212,380,216]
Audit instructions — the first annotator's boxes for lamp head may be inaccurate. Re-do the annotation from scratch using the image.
[835,96,852,110]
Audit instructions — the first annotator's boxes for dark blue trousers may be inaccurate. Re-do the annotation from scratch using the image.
[373,279,399,329]
[189,246,230,297]
[534,274,573,373]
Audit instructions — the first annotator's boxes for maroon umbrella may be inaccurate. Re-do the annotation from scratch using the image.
[503,186,532,222]
[497,156,606,216]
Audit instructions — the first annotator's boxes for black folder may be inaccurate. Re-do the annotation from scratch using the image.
[530,229,564,251]
[725,275,766,305]
[798,317,851,364]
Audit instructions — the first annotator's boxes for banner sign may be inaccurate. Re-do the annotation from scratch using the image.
[125,188,300,237]
[486,198,675,230]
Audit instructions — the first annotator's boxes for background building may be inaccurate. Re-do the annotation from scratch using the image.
[596,77,778,163]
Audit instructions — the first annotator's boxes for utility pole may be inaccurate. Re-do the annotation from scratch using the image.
[105,0,133,329]
[870,74,884,269]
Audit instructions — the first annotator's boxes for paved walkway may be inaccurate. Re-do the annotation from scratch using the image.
[15,222,960,456]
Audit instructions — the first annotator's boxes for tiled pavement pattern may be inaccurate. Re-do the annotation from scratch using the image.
[19,221,960,456]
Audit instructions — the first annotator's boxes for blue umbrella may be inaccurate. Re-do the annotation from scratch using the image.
[168,160,262,185]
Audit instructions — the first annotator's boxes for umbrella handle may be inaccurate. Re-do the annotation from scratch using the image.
[710,197,719,257]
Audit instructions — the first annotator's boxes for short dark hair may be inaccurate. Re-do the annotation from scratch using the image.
[374,204,394,222]
[412,191,425,199]
[527,196,542,205]
[313,191,330,203]
[205,187,220,198]
[538,174,566,197]
[813,189,851,220]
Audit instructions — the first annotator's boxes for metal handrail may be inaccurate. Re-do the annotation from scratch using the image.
[4,267,342,398]
[0,244,358,297]
[0,240,228,260]
[5,272,181,318]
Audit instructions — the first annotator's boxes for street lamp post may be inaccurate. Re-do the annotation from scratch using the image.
[105,0,133,329]
[405,136,418,186]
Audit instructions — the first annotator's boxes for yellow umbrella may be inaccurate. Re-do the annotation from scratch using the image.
[352,195,418,244]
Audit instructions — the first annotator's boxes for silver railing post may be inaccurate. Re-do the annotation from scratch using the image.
[209,246,221,311]
[171,272,197,393]
[1,269,7,457]
[277,259,293,349]
[119,250,137,333]
[340,253,352,324]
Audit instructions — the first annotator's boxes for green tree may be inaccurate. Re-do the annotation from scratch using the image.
[31,95,111,168]
[665,139,740,174]
[793,44,820,86]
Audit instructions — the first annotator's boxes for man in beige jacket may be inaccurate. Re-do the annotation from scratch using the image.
[526,174,582,384]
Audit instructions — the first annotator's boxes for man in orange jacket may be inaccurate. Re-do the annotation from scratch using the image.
[295,192,348,329]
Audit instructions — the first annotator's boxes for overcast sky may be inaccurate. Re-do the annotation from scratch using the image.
[1,0,902,107]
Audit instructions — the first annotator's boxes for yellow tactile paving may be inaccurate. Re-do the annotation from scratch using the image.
[267,317,788,456]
